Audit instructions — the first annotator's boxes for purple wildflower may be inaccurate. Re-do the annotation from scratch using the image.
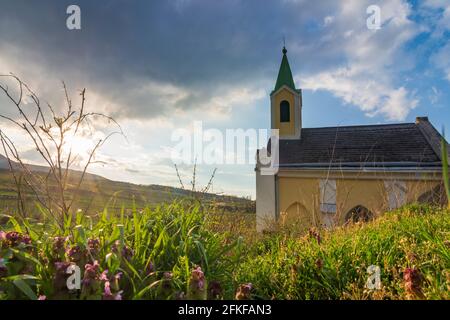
[87,238,100,256]
[404,267,423,298]
[235,283,253,300]
[52,236,66,257]
[66,245,86,263]
[53,261,72,291]
[308,228,321,245]
[0,258,7,278]
[208,281,223,300]
[111,240,133,261]
[5,231,23,247]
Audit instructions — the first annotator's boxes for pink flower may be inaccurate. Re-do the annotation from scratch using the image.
[403,267,423,298]
[235,283,253,300]
[208,281,223,300]
[38,295,46,300]
[66,245,86,263]
[52,237,66,255]
[191,266,205,290]
[5,231,23,247]
[87,238,100,256]
[102,280,123,300]
[0,258,7,278]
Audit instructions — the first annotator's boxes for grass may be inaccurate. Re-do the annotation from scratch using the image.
[0,201,449,300]
[235,204,450,300]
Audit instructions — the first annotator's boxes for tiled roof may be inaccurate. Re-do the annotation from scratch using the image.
[277,118,446,168]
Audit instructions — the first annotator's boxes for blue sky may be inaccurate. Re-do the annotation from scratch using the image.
[0,0,449,198]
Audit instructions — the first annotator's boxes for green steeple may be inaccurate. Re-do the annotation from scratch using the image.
[273,46,296,93]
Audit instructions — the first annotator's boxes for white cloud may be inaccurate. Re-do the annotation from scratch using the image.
[431,42,450,83]
[299,0,420,121]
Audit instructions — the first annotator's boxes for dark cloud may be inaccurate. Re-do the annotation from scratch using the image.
[0,0,344,120]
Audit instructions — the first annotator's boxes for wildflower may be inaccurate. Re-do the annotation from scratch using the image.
[103,282,123,300]
[87,238,100,256]
[235,283,253,300]
[444,240,450,248]
[156,271,174,299]
[145,261,154,274]
[66,245,87,264]
[102,281,114,300]
[187,266,206,300]
[191,266,205,290]
[22,235,32,245]
[162,272,173,290]
[52,237,66,256]
[100,270,109,281]
[0,258,7,278]
[5,231,23,247]
[53,261,72,292]
[207,281,223,300]
[111,240,133,261]
[175,291,186,300]
[308,228,321,244]
[315,258,324,270]
[0,230,5,241]
[406,252,418,263]
[38,295,46,300]
[403,267,424,299]
[81,261,101,298]
[84,261,100,279]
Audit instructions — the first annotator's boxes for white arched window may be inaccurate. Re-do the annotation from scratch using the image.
[384,180,407,210]
[320,179,336,213]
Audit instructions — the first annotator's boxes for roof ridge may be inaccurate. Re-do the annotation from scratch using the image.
[301,123,415,130]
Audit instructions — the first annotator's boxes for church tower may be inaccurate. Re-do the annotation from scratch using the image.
[270,46,302,139]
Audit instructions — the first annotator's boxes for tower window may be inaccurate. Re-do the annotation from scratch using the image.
[280,100,290,122]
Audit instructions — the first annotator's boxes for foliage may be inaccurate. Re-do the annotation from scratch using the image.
[0,201,243,300]
[234,204,450,300]
[0,202,449,300]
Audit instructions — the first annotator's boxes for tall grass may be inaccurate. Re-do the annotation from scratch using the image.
[0,200,243,300]
[234,204,449,300]
[1,201,449,300]
[441,131,450,208]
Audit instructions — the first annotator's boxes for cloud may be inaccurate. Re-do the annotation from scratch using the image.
[0,0,426,123]
[431,43,450,83]
[298,0,420,120]
[422,0,450,33]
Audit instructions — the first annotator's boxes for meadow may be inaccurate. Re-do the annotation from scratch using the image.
[0,199,448,300]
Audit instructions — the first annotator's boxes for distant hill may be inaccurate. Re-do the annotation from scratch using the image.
[0,154,255,214]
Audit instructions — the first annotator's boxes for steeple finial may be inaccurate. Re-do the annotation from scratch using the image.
[282,36,287,55]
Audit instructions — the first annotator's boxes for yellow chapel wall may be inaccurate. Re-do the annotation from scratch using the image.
[278,175,442,227]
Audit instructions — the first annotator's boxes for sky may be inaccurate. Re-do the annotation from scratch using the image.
[0,0,449,199]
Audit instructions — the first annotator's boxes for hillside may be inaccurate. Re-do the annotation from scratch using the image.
[235,204,450,299]
[0,155,254,214]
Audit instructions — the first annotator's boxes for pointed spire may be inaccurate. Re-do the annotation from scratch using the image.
[274,46,296,93]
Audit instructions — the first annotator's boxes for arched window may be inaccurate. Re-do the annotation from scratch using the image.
[344,205,374,224]
[280,100,290,122]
